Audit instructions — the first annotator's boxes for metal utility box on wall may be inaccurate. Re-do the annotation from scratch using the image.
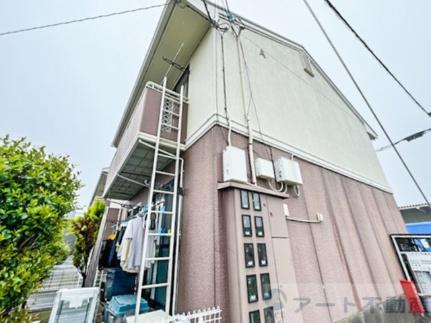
[223,146,247,183]
[255,158,275,179]
[274,157,303,185]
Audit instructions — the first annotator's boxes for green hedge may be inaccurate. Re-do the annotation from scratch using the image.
[0,136,80,322]
[71,199,105,279]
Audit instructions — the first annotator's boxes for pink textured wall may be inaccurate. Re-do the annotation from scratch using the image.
[176,126,406,323]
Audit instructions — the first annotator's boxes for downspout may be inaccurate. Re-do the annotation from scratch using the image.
[171,156,184,313]
[234,27,256,185]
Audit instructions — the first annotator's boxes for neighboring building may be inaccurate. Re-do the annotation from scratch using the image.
[400,203,431,234]
[88,1,408,322]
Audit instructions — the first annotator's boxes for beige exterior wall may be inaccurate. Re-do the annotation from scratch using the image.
[186,26,390,192]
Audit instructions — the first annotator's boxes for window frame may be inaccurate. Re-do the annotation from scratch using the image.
[264,307,275,323]
[249,310,261,323]
[242,215,253,237]
[255,216,265,237]
[260,273,272,300]
[246,274,259,303]
[173,67,190,97]
[252,192,261,211]
[244,243,255,268]
[257,243,268,267]
[240,190,250,209]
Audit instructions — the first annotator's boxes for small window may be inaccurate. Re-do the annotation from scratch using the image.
[261,273,272,300]
[249,310,260,323]
[242,215,252,237]
[246,275,258,303]
[255,216,265,237]
[252,192,261,211]
[264,307,274,323]
[257,243,268,267]
[240,190,250,209]
[244,243,255,268]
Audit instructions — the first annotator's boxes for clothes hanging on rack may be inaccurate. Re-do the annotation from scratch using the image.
[119,216,154,273]
[99,232,120,268]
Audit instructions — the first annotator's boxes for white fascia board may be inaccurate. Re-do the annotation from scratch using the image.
[184,114,392,193]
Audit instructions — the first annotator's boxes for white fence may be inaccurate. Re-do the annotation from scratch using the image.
[167,307,222,323]
[129,307,222,323]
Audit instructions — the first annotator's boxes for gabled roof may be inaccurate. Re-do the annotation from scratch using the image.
[112,0,377,148]
[90,167,109,204]
[112,0,210,147]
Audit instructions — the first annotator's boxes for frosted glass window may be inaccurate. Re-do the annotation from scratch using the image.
[255,216,264,237]
[247,275,258,303]
[244,243,255,268]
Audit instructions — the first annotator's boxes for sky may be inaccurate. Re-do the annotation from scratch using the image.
[0,0,429,210]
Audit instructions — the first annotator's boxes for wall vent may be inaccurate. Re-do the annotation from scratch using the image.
[300,50,314,77]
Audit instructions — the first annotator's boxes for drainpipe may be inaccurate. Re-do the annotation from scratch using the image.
[171,156,184,313]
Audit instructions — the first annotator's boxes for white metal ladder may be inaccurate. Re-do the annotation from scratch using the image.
[134,77,184,321]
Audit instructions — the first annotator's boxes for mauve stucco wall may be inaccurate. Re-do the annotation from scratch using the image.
[176,126,406,323]
[176,126,229,314]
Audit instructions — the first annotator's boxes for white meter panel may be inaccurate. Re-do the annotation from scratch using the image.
[274,157,303,185]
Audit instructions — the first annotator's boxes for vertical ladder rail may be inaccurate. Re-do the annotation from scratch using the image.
[134,77,168,322]
[164,84,183,312]
[134,78,184,321]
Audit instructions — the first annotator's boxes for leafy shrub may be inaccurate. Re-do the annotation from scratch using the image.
[71,199,105,279]
[0,136,80,322]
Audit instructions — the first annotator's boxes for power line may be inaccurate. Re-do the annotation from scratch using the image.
[201,0,219,28]
[303,0,431,207]
[0,3,167,37]
[376,128,431,152]
[323,0,431,118]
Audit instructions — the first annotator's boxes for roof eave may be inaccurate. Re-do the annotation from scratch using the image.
[112,0,177,148]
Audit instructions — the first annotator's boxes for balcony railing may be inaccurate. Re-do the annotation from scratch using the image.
[105,82,188,198]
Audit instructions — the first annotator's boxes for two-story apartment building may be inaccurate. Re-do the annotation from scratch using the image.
[88,1,407,322]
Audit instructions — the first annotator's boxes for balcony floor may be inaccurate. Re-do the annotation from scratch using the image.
[104,135,180,200]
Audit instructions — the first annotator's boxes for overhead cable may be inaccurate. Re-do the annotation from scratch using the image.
[376,128,431,152]
[303,0,430,207]
[201,0,233,145]
[201,0,219,28]
[0,3,167,37]
[323,0,430,117]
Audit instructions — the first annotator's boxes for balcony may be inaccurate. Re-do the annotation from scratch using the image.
[104,82,188,200]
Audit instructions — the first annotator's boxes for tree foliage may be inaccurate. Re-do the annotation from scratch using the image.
[71,199,105,277]
[0,136,81,322]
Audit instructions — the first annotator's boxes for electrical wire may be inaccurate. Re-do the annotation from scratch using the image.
[323,0,431,118]
[267,179,284,192]
[238,36,274,160]
[202,0,232,145]
[220,32,233,146]
[219,2,291,186]
[0,3,167,37]
[201,0,219,28]
[376,128,431,152]
[303,0,431,208]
